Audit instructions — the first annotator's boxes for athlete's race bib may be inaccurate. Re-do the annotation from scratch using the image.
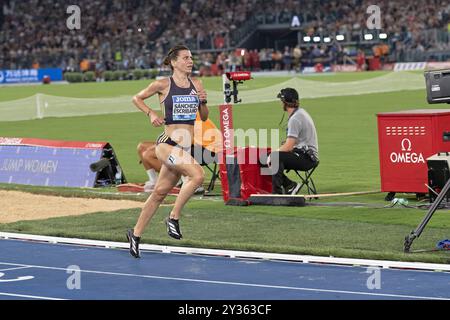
[172,95,199,121]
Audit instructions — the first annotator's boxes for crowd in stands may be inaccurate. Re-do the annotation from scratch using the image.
[196,42,390,76]
[1,0,449,72]
[1,0,178,71]
[0,0,256,71]
[255,0,450,58]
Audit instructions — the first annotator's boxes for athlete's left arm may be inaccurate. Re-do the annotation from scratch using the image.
[193,78,209,121]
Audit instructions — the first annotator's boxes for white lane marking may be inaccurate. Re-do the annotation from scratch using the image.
[0,266,33,272]
[0,292,66,300]
[0,272,34,282]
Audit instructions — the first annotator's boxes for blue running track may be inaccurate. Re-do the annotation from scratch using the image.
[0,238,449,300]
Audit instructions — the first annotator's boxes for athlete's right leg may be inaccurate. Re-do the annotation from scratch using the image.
[157,146,205,220]
[127,144,180,258]
[154,143,205,239]
[133,163,180,237]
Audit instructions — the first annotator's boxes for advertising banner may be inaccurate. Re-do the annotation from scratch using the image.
[0,138,125,188]
[0,68,63,84]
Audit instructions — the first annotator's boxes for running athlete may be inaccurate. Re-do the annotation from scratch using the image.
[137,113,222,193]
[127,45,209,258]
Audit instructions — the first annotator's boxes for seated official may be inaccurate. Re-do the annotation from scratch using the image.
[269,87,319,194]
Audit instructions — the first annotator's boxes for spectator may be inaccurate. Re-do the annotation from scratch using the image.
[2,0,449,70]
[292,45,302,72]
[356,49,366,71]
[283,46,292,71]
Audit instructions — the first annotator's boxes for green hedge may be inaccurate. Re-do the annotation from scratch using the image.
[150,69,159,79]
[112,70,127,81]
[142,69,150,78]
[83,71,95,82]
[103,71,113,81]
[64,72,83,83]
[133,69,143,80]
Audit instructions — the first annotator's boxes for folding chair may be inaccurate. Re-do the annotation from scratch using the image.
[201,161,220,193]
[292,162,319,196]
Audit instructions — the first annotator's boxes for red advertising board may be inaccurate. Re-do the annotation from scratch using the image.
[219,104,234,157]
[218,147,272,203]
[218,105,272,203]
[377,109,450,193]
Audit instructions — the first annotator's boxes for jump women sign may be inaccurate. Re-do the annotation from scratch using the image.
[0,137,125,188]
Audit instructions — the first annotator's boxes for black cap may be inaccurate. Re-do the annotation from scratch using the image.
[277,88,299,103]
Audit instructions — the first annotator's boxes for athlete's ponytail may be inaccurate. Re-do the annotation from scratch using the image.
[164,45,190,70]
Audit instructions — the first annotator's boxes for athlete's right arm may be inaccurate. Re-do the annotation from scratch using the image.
[132,80,165,127]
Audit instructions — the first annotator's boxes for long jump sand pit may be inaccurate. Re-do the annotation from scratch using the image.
[0,190,145,223]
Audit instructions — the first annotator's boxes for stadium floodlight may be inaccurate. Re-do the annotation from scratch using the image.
[364,33,374,40]
[303,36,311,42]
[313,36,321,42]
[379,33,388,39]
[323,37,331,43]
[336,35,345,41]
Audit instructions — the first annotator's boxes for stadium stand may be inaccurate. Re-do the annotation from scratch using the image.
[1,0,449,73]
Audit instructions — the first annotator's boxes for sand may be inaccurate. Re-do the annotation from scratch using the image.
[0,190,144,223]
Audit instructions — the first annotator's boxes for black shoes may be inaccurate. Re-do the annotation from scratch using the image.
[126,229,141,258]
[165,217,183,240]
[127,219,181,258]
[286,182,301,195]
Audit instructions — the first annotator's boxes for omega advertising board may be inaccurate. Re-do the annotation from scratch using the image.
[377,109,450,193]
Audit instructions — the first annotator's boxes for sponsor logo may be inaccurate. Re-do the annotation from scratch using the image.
[394,62,426,71]
[390,138,425,164]
[85,143,103,148]
[172,95,199,121]
[332,65,357,72]
[0,137,23,145]
[220,105,233,154]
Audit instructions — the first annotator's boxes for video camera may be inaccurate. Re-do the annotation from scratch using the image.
[223,71,252,104]
[424,69,450,104]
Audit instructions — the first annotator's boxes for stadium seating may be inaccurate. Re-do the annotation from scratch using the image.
[1,0,449,71]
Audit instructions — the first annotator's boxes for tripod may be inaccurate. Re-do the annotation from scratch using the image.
[404,177,450,253]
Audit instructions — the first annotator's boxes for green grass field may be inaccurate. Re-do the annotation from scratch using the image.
[1,71,449,264]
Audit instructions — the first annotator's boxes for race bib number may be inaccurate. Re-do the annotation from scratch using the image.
[172,95,199,121]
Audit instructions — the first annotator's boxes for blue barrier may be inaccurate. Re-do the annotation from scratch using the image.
[0,68,63,84]
[0,138,126,188]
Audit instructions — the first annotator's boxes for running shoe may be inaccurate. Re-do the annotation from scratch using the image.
[165,217,183,240]
[126,229,141,258]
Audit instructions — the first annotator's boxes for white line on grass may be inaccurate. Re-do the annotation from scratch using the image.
[0,261,448,300]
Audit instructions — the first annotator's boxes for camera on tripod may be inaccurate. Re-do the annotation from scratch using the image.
[223,71,252,104]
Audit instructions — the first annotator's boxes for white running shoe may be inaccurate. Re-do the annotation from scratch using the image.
[144,181,156,192]
[194,186,205,194]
